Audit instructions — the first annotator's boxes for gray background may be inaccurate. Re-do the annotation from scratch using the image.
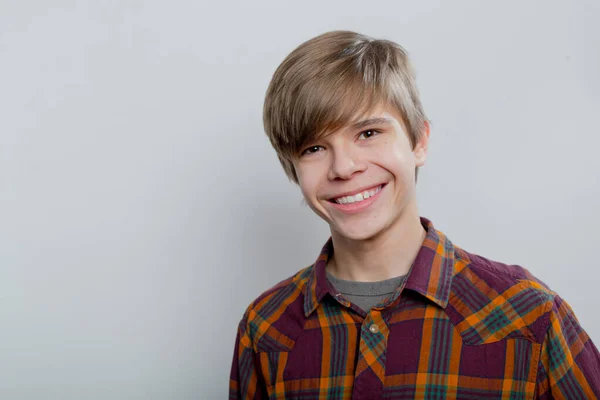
[1,0,599,398]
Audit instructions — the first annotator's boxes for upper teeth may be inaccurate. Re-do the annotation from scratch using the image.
[334,185,382,204]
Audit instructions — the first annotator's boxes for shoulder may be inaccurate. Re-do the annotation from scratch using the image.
[245,264,314,312]
[236,264,314,352]
[447,245,557,344]
[454,246,551,293]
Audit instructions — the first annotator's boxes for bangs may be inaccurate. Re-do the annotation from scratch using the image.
[283,70,393,159]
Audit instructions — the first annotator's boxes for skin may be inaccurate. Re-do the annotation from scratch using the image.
[292,103,430,282]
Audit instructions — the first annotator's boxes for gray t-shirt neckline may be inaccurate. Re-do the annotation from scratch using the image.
[326,270,407,313]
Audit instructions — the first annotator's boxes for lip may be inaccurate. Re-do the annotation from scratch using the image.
[327,183,387,214]
[327,183,387,200]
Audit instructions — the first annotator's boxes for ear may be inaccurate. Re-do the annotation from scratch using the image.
[414,121,430,167]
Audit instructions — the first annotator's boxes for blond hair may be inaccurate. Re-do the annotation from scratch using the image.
[263,30,428,183]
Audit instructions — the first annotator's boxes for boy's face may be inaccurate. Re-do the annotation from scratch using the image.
[292,103,429,242]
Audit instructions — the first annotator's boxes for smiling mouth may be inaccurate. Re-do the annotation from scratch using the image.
[328,184,386,205]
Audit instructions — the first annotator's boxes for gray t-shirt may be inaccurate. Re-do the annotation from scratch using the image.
[326,271,407,313]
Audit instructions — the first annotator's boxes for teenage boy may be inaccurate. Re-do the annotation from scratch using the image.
[229,31,600,399]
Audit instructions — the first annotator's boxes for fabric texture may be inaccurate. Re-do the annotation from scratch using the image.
[229,217,600,399]
[326,270,407,313]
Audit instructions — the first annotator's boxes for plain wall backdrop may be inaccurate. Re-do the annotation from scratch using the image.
[1,0,599,398]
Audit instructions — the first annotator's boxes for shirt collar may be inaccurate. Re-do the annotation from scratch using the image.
[303,217,457,317]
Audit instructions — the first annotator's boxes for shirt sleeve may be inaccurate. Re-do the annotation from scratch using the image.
[229,317,267,400]
[536,295,600,399]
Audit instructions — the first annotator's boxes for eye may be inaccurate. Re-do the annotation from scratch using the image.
[301,145,324,156]
[358,129,381,140]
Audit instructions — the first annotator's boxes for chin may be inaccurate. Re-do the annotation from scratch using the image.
[332,222,385,241]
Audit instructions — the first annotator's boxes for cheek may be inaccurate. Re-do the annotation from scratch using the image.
[296,162,327,197]
[378,143,414,176]
[297,174,319,201]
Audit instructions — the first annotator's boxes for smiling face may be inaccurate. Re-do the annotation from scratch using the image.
[292,103,430,242]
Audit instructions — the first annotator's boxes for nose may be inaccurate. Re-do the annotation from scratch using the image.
[327,145,367,180]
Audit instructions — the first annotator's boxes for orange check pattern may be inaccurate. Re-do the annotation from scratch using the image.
[229,218,600,399]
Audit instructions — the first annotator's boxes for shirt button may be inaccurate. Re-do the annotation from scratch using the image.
[369,324,379,334]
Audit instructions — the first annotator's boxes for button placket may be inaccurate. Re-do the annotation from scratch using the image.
[353,310,388,399]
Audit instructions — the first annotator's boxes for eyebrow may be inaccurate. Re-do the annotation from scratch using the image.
[350,117,393,130]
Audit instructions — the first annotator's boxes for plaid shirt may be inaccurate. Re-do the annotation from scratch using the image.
[229,218,600,399]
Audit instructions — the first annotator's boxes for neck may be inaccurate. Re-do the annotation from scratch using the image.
[327,204,426,282]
